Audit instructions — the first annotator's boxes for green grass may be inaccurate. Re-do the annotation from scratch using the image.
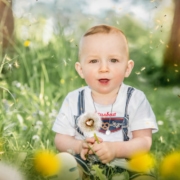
[0,25,180,180]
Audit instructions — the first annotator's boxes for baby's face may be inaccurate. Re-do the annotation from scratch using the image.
[76,32,134,95]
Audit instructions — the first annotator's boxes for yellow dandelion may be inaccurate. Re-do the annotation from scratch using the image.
[34,150,61,177]
[160,151,180,179]
[23,40,30,47]
[128,151,155,172]
[60,79,65,84]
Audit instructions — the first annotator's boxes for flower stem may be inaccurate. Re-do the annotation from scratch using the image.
[94,133,100,144]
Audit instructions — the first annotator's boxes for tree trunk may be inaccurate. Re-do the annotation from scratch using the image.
[0,0,14,50]
[162,0,180,84]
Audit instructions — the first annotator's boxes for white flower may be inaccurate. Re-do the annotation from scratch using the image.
[78,112,102,137]
[0,162,25,180]
[157,120,164,125]
[32,135,40,141]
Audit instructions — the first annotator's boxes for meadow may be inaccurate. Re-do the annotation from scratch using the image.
[0,21,180,179]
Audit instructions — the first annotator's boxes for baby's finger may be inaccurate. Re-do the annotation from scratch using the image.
[82,141,90,149]
[97,137,103,143]
[80,151,86,160]
[85,137,96,144]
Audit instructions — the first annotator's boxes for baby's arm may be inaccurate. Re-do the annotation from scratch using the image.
[54,133,82,154]
[54,133,102,156]
[92,129,152,163]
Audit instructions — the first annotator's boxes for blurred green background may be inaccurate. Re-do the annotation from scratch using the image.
[0,0,180,179]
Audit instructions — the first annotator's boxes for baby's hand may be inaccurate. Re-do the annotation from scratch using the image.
[92,141,116,163]
[86,136,103,144]
[80,137,103,160]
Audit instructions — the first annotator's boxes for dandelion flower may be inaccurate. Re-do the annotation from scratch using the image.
[0,162,24,180]
[60,79,65,84]
[160,151,180,179]
[34,150,60,177]
[78,112,102,138]
[23,40,30,47]
[128,151,155,172]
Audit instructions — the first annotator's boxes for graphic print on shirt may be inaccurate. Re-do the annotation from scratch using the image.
[99,117,124,134]
[74,114,124,135]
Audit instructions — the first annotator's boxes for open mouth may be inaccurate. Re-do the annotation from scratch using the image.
[98,79,110,84]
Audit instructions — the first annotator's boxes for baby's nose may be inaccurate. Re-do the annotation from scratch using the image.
[99,61,109,72]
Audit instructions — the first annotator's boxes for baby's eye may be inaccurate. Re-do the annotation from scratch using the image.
[90,59,98,63]
[110,59,119,63]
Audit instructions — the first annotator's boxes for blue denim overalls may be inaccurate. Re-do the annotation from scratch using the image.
[74,87,156,180]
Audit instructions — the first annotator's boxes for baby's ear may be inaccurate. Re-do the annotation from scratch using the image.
[75,62,84,79]
[125,60,134,77]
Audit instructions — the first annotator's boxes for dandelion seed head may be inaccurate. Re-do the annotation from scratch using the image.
[78,112,102,136]
[36,120,43,126]
[32,135,40,141]
[37,110,44,116]
[157,120,164,125]
[0,162,24,180]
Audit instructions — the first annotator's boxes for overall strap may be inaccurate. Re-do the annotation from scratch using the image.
[75,89,85,136]
[122,87,134,141]
[78,89,85,115]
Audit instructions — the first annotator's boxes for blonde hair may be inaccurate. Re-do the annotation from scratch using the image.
[79,24,129,58]
[83,24,126,38]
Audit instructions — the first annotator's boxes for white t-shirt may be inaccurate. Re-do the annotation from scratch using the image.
[52,83,158,142]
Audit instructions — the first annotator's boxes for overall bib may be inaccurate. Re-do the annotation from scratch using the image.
[74,87,155,180]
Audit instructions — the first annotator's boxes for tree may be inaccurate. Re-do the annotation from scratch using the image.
[162,0,180,85]
[0,0,14,51]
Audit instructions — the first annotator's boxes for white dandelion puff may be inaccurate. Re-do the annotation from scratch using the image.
[78,112,102,138]
[0,162,25,180]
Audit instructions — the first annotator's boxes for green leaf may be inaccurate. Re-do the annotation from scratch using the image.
[111,171,129,180]
[92,165,107,180]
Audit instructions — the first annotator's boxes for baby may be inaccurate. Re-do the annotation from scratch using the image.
[52,24,158,180]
